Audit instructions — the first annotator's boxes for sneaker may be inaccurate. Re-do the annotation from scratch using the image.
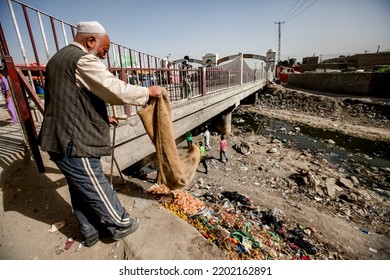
[84,231,99,247]
[112,218,140,240]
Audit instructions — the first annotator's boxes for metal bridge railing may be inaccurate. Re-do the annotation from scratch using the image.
[2,0,267,119]
[1,0,268,173]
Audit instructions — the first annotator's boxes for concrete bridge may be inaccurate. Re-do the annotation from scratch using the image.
[0,0,276,172]
[109,71,270,170]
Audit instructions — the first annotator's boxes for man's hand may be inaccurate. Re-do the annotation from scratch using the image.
[108,116,119,126]
[148,86,163,98]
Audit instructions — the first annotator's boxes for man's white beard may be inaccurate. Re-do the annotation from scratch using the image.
[90,47,98,56]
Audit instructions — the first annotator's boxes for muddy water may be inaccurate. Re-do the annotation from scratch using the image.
[233,112,390,196]
[234,114,390,166]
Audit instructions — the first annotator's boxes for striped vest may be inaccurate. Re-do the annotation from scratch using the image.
[38,44,111,157]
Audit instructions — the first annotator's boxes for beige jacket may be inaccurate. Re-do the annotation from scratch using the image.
[71,41,149,106]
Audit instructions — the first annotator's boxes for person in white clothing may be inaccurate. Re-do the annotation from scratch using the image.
[203,126,211,150]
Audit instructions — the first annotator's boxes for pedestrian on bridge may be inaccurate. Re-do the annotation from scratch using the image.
[38,21,163,247]
[180,55,192,99]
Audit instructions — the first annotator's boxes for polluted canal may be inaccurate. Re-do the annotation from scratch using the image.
[232,109,390,197]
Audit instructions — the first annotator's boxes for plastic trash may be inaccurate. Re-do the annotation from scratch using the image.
[359,227,370,235]
[65,237,74,250]
[48,220,66,232]
[369,247,377,253]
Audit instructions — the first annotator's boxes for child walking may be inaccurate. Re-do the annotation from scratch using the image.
[198,141,208,174]
[219,134,228,163]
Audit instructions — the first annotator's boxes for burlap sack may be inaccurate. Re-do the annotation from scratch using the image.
[138,88,200,190]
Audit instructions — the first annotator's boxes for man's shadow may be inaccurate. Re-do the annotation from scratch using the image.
[0,128,79,240]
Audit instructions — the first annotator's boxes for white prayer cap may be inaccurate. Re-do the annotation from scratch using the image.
[76,21,106,34]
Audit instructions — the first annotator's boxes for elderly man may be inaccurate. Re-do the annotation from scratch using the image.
[38,21,163,247]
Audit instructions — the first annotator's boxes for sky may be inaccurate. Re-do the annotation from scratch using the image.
[1,0,390,66]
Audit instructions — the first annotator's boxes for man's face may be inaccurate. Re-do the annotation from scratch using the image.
[90,34,110,60]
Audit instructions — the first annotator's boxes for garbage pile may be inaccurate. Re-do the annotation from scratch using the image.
[258,84,390,127]
[162,185,342,260]
[341,98,390,122]
[257,85,339,118]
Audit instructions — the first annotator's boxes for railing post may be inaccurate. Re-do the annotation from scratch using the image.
[37,12,51,61]
[8,1,34,88]
[1,56,45,173]
[22,5,40,66]
[240,53,243,86]
[200,67,206,96]
[50,17,60,51]
[119,47,131,117]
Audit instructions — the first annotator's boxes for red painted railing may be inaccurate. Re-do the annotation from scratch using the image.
[1,0,269,172]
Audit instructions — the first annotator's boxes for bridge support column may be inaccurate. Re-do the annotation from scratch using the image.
[213,106,235,135]
[241,91,258,104]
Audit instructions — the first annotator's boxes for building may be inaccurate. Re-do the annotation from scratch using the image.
[301,52,390,72]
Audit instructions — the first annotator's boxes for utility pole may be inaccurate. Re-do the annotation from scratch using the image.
[275,21,285,62]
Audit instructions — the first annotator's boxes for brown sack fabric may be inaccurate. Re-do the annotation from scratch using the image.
[179,143,201,184]
[138,88,200,190]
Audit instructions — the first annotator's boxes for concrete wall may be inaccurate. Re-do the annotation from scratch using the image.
[287,73,390,98]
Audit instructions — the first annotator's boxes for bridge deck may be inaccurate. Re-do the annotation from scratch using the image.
[109,80,267,170]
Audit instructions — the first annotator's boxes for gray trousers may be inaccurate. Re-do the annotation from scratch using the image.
[49,144,131,237]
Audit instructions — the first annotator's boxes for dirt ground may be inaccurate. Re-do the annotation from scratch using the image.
[0,83,389,260]
[184,83,390,260]
[130,83,389,260]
